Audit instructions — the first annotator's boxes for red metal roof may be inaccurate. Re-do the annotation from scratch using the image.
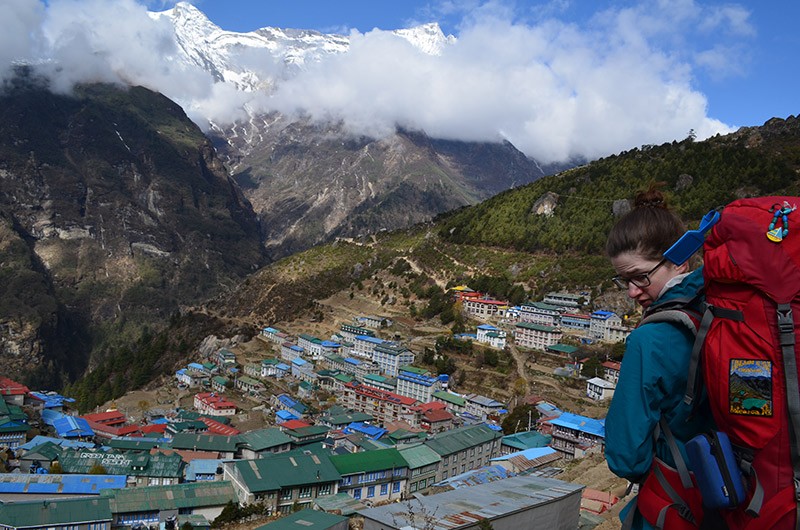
[0,377,29,396]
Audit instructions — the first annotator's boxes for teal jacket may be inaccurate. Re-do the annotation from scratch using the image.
[606,268,712,529]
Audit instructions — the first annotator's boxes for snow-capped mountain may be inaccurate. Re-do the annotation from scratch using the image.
[150,2,454,94]
[147,2,550,260]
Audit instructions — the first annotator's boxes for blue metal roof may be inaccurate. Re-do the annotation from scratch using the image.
[355,335,384,344]
[41,409,64,426]
[185,459,223,481]
[276,363,290,371]
[292,357,308,366]
[19,435,94,451]
[321,341,340,348]
[344,357,361,365]
[344,422,387,440]
[29,392,75,409]
[548,412,605,438]
[492,446,557,461]
[276,410,298,421]
[263,326,280,334]
[53,416,94,438]
[0,474,127,494]
[477,324,499,330]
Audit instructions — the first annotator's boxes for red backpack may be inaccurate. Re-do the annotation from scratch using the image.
[684,196,800,530]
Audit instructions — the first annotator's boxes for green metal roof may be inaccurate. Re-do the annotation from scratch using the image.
[262,358,281,366]
[22,441,63,461]
[238,375,261,386]
[176,410,232,425]
[0,497,112,528]
[232,453,341,492]
[547,343,579,354]
[398,443,442,469]
[58,449,184,477]
[312,493,366,516]
[330,448,408,475]
[398,365,430,376]
[170,433,240,452]
[432,391,465,406]
[254,508,347,530]
[107,438,164,451]
[321,412,374,426]
[212,376,229,385]
[239,428,292,451]
[333,373,354,383]
[424,424,502,457]
[107,481,236,512]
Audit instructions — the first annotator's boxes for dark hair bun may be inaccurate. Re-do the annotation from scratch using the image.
[633,183,668,209]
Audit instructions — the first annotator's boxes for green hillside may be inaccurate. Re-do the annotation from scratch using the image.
[438,119,800,253]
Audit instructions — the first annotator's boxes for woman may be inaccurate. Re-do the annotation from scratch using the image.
[605,188,714,530]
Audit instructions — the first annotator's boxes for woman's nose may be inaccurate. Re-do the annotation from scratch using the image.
[627,283,643,298]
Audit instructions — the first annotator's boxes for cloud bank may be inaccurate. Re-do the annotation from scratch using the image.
[1,0,752,164]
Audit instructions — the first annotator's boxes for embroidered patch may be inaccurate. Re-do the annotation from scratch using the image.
[729,359,773,416]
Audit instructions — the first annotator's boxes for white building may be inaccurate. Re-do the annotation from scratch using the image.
[352,335,385,359]
[396,367,442,404]
[590,311,624,341]
[476,324,507,349]
[543,292,583,308]
[373,343,415,377]
[519,302,562,326]
[586,377,615,401]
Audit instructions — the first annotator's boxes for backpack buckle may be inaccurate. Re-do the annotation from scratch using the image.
[776,307,795,336]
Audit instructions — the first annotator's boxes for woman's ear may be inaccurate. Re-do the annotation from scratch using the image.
[676,261,690,274]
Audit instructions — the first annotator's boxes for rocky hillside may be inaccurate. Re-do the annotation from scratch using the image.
[211,117,552,259]
[0,72,265,387]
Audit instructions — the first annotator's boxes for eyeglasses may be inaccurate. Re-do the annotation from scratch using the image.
[611,258,667,290]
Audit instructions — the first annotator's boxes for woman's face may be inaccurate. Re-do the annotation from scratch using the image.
[610,251,686,309]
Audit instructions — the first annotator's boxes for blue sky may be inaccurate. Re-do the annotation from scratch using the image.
[188,0,799,130]
[3,0,799,162]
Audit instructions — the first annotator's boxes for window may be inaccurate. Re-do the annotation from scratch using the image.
[340,476,352,486]
[380,483,388,495]
[393,482,401,493]
[410,482,418,493]
[367,486,375,498]
[318,483,332,496]
[353,488,362,500]
[280,488,293,500]
[443,457,448,465]
[299,486,312,498]
[393,468,404,477]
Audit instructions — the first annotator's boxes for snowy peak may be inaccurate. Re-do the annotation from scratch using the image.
[150,2,454,92]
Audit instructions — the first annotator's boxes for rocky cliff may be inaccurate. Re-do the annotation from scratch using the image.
[0,74,265,386]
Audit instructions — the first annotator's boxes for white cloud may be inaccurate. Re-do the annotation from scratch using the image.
[1,0,754,164]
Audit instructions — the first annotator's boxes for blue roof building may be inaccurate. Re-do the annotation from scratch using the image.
[53,416,94,438]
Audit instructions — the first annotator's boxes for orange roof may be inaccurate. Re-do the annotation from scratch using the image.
[152,448,220,462]
[281,419,312,430]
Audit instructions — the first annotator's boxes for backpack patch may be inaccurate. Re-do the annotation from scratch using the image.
[729,359,773,417]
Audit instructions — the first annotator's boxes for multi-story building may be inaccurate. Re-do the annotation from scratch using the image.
[602,360,622,384]
[559,312,591,332]
[543,292,583,308]
[373,343,415,377]
[431,390,467,416]
[194,393,237,416]
[362,373,397,392]
[395,366,441,403]
[224,453,340,513]
[475,324,507,349]
[297,334,325,360]
[544,412,605,460]
[464,394,506,422]
[424,424,503,482]
[590,311,624,341]
[280,342,305,363]
[342,383,418,425]
[58,448,184,486]
[514,322,563,350]
[291,357,316,383]
[339,323,375,343]
[352,335,386,359]
[462,298,509,320]
[586,377,615,401]
[519,302,562,326]
[331,448,409,503]
[323,354,381,380]
[398,443,441,494]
